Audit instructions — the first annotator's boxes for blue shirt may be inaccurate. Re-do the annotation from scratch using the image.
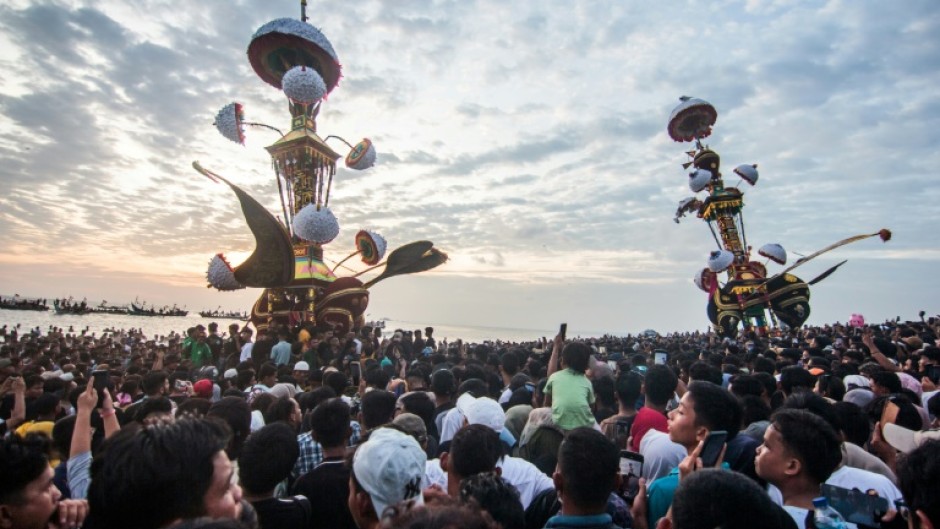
[271,340,292,366]
[544,513,620,529]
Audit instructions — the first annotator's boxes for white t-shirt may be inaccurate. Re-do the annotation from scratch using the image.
[639,429,686,482]
[825,465,902,503]
[424,456,553,509]
[240,342,253,363]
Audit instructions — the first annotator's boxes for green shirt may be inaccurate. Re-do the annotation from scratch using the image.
[190,342,212,368]
[545,368,595,430]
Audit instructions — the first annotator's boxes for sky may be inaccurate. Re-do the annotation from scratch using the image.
[0,0,938,337]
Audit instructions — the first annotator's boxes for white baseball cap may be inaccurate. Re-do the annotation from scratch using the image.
[293,361,310,372]
[352,427,426,518]
[882,423,940,454]
[223,368,238,380]
[464,397,506,433]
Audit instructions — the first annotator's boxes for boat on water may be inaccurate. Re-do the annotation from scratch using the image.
[198,309,250,320]
[0,296,49,312]
[53,299,128,316]
[127,303,189,317]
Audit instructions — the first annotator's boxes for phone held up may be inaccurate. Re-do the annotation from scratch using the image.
[699,430,728,468]
[618,450,644,502]
[559,323,567,341]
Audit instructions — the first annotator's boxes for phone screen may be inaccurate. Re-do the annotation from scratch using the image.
[654,351,667,365]
[607,360,618,371]
[700,430,728,467]
[821,484,889,528]
[559,323,567,341]
[618,451,644,501]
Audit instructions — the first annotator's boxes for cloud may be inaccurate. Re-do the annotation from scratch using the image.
[0,0,936,333]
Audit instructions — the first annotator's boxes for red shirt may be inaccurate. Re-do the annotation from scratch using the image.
[629,406,668,452]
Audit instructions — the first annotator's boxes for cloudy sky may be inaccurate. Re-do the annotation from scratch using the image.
[0,0,938,336]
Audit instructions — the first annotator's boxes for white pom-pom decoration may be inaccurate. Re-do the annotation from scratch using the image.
[689,168,712,193]
[207,254,245,291]
[292,204,339,244]
[345,138,376,170]
[734,164,759,186]
[707,250,735,273]
[758,243,787,265]
[213,103,245,145]
[282,66,327,105]
[694,268,717,293]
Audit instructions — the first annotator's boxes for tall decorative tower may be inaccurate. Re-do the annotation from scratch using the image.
[196,3,445,333]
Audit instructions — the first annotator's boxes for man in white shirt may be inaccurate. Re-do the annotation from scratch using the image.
[239,329,254,363]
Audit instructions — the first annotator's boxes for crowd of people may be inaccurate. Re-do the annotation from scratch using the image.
[0,314,938,529]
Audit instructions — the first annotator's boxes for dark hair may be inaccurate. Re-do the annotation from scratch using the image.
[176,398,212,420]
[500,352,520,376]
[0,434,50,504]
[592,376,617,411]
[135,396,173,423]
[673,469,798,529]
[86,418,231,529]
[780,391,840,432]
[562,343,592,373]
[686,381,742,436]
[897,440,940,527]
[645,365,679,406]
[458,473,524,529]
[207,397,252,460]
[450,424,502,478]
[324,370,349,396]
[729,375,763,398]
[688,361,722,386]
[770,408,842,484]
[400,391,438,438]
[740,395,771,428]
[361,390,397,430]
[752,356,776,375]
[364,366,391,389]
[239,422,298,494]
[431,369,456,396]
[311,398,351,448]
[779,366,815,395]
[142,371,168,396]
[298,386,336,413]
[249,392,275,413]
[557,427,619,509]
[870,371,902,394]
[264,396,298,425]
[385,500,498,529]
[832,401,871,447]
[457,378,489,399]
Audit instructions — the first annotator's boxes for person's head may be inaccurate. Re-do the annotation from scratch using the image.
[668,468,798,529]
[238,422,298,497]
[263,396,302,430]
[383,501,498,529]
[206,397,252,461]
[135,396,174,425]
[457,473,524,529]
[0,435,61,529]
[86,418,242,529]
[311,398,352,449]
[442,424,502,497]
[561,342,592,373]
[430,369,456,400]
[755,408,842,490]
[688,361,722,386]
[349,427,426,528]
[870,370,902,396]
[142,371,169,397]
[361,390,397,430]
[553,427,620,515]
[324,370,349,397]
[258,364,277,386]
[778,366,815,396]
[897,440,940,529]
[667,381,741,448]
[832,401,871,447]
[645,364,679,407]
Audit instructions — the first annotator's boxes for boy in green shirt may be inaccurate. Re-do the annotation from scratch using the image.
[544,339,595,430]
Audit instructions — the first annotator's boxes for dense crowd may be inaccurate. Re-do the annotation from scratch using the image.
[0,314,938,529]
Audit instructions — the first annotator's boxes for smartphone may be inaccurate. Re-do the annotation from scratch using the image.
[607,360,618,371]
[350,361,361,385]
[700,430,728,467]
[92,370,110,408]
[559,323,567,341]
[653,351,667,365]
[821,484,889,528]
[618,450,644,500]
